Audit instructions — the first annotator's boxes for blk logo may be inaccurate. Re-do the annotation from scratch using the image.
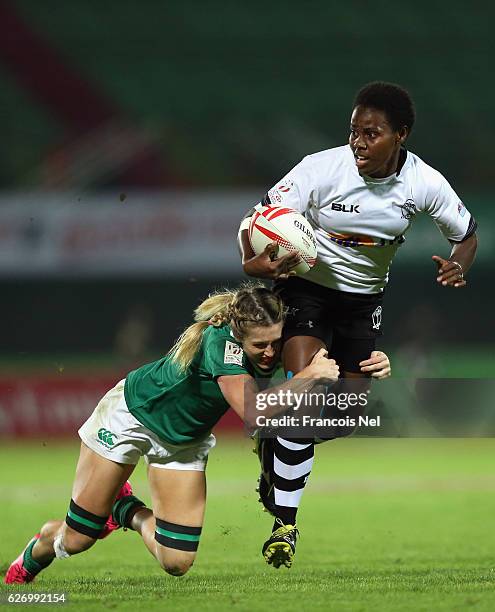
[331,202,360,214]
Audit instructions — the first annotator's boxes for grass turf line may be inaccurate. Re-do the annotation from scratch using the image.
[1,437,495,610]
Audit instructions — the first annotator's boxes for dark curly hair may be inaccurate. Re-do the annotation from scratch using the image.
[353,82,415,133]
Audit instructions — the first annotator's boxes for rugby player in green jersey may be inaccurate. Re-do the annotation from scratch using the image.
[5,283,344,584]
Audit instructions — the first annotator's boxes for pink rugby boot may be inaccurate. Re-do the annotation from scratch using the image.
[99,480,134,539]
[4,534,40,584]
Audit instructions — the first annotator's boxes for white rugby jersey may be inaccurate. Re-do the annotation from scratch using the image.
[261,145,474,294]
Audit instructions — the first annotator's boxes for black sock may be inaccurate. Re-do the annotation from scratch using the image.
[272,508,297,530]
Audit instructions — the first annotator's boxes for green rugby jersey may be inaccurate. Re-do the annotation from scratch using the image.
[124,324,274,445]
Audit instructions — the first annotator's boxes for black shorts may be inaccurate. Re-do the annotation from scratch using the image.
[273,277,384,373]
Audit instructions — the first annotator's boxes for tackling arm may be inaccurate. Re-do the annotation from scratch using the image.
[218,349,339,428]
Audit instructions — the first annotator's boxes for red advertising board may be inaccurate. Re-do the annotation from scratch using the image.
[0,375,242,438]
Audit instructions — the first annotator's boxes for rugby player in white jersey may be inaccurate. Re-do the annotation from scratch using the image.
[237,82,478,568]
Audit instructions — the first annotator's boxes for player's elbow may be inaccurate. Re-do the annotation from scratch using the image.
[243,413,257,431]
[239,399,258,430]
[470,232,478,252]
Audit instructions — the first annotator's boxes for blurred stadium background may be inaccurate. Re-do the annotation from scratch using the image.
[1,2,494,607]
[1,0,493,438]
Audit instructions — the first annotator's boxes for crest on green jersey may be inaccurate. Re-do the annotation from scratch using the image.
[224,340,243,366]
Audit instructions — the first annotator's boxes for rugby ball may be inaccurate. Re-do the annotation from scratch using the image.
[249,206,317,275]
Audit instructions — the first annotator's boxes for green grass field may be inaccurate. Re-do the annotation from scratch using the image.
[1,437,495,611]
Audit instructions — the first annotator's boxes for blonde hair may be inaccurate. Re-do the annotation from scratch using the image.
[169,283,285,372]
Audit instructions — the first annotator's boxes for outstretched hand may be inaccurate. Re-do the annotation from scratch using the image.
[432,255,466,288]
[359,350,391,379]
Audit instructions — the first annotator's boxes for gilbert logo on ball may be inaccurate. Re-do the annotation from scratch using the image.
[249,205,317,275]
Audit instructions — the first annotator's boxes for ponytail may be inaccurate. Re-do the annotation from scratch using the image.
[169,283,285,372]
[168,290,236,372]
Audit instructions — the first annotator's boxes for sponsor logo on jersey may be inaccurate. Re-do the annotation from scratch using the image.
[267,187,284,204]
[224,341,244,366]
[328,232,405,248]
[277,179,293,193]
[396,199,416,220]
[457,201,466,217]
[331,202,360,213]
[266,179,294,204]
[372,306,382,330]
[97,428,116,447]
[296,320,314,329]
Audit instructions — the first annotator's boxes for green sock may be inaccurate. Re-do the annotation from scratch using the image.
[23,539,53,576]
[112,495,146,529]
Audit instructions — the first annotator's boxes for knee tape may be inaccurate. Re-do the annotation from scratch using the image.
[65,499,107,539]
[155,519,202,552]
[53,534,71,559]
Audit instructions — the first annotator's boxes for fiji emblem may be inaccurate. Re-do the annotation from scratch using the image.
[398,199,416,220]
[372,306,382,330]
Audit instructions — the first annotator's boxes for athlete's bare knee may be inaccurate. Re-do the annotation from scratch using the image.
[61,525,96,555]
[162,559,193,577]
[157,550,194,576]
[39,520,63,541]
